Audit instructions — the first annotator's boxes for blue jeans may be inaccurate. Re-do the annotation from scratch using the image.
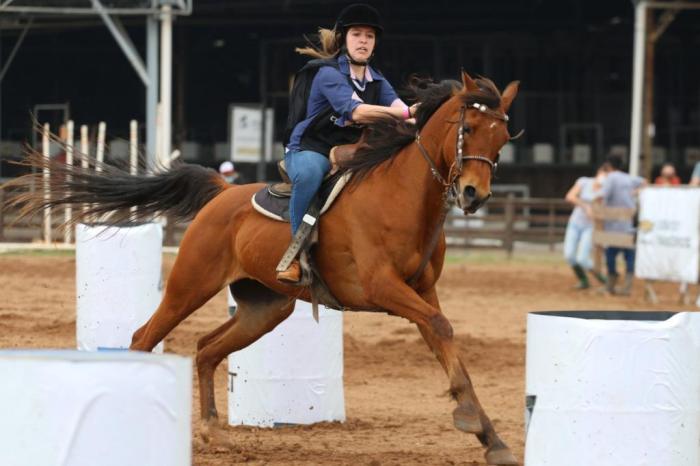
[563,222,593,270]
[284,150,331,234]
[605,247,635,276]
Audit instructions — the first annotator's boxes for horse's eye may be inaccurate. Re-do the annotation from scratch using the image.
[463,124,471,134]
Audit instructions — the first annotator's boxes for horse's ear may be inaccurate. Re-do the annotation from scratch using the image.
[501,80,520,113]
[461,70,479,93]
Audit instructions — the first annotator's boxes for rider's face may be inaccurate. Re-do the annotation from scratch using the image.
[345,26,376,63]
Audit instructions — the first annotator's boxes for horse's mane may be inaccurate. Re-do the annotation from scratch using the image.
[337,76,502,182]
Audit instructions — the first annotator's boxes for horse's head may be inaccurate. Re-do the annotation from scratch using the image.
[441,72,519,214]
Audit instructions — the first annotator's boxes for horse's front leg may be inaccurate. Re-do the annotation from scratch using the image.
[363,271,517,466]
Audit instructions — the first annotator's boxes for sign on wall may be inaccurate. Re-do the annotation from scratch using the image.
[635,188,700,283]
[228,104,274,163]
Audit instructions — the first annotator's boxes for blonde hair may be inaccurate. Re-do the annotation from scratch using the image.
[295,27,342,59]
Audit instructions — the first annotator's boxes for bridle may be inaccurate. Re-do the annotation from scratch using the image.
[406,101,509,287]
[414,102,508,199]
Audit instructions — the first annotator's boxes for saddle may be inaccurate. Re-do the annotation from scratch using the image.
[251,158,351,222]
[249,157,353,317]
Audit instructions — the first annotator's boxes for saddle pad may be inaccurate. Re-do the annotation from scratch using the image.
[251,171,352,222]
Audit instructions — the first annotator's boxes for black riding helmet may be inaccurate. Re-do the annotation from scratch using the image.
[335,3,384,36]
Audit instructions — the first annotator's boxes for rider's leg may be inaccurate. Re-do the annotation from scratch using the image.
[285,150,331,233]
[277,150,330,282]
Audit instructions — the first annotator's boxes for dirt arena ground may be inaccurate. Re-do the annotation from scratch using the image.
[1,249,695,465]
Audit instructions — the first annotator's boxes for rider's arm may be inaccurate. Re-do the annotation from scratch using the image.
[314,67,363,126]
[353,79,416,122]
[351,103,409,123]
[316,67,416,125]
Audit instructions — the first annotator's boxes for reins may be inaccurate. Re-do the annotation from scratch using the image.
[406,103,506,287]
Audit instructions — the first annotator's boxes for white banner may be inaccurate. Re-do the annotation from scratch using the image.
[228,104,273,163]
[635,187,700,283]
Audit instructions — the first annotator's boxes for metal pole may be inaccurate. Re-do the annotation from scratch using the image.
[91,0,149,85]
[642,11,656,180]
[146,15,158,168]
[629,0,647,176]
[159,4,172,170]
[42,123,51,243]
[64,120,74,243]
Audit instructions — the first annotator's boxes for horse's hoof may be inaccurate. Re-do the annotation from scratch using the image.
[452,406,483,433]
[485,446,519,465]
[200,418,234,450]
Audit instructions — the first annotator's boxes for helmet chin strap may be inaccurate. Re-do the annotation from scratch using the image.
[347,54,369,66]
[340,45,371,66]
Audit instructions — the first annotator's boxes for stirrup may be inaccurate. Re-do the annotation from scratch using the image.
[276,211,318,279]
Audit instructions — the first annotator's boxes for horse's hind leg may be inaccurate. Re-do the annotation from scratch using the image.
[195,279,294,423]
[130,243,230,352]
[417,287,517,465]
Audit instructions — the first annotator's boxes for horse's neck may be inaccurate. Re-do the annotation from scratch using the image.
[374,110,454,234]
[393,104,455,200]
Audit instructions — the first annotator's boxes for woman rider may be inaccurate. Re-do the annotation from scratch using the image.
[277,3,418,283]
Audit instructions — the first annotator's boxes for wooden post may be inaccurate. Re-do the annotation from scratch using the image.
[504,193,515,257]
[42,123,51,244]
[96,121,106,171]
[592,201,604,275]
[0,186,5,242]
[64,120,74,244]
[80,125,89,216]
[130,120,138,218]
[548,201,556,252]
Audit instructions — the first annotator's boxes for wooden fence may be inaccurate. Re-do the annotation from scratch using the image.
[0,192,576,250]
[445,195,573,255]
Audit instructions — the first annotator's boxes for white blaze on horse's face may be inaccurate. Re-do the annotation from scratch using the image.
[456,109,509,214]
[454,73,520,215]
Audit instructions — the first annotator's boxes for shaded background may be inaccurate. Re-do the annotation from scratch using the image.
[0,0,698,195]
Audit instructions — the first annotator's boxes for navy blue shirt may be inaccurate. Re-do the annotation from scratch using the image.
[286,54,403,153]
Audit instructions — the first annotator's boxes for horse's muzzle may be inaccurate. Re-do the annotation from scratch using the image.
[460,185,491,214]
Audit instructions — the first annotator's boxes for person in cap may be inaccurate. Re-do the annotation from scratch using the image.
[278,3,417,283]
[218,160,245,185]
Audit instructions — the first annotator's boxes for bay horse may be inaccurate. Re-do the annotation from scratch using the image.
[4,72,519,465]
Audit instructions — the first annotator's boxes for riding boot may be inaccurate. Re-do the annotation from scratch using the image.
[618,273,634,296]
[606,273,618,295]
[571,265,590,290]
[276,259,301,284]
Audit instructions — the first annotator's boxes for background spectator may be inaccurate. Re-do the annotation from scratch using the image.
[599,155,647,295]
[654,163,681,186]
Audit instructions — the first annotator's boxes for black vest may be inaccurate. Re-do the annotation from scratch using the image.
[299,75,382,156]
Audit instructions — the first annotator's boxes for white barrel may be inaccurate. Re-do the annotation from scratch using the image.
[526,311,700,466]
[227,300,345,427]
[76,223,163,351]
[0,350,191,466]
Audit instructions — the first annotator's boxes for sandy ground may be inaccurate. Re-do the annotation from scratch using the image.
[0,249,695,465]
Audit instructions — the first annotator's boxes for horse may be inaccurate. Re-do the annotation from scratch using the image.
[3,71,519,465]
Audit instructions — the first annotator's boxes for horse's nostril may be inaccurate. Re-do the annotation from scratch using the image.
[464,185,477,198]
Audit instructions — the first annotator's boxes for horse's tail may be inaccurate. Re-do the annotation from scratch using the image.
[1,146,229,230]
